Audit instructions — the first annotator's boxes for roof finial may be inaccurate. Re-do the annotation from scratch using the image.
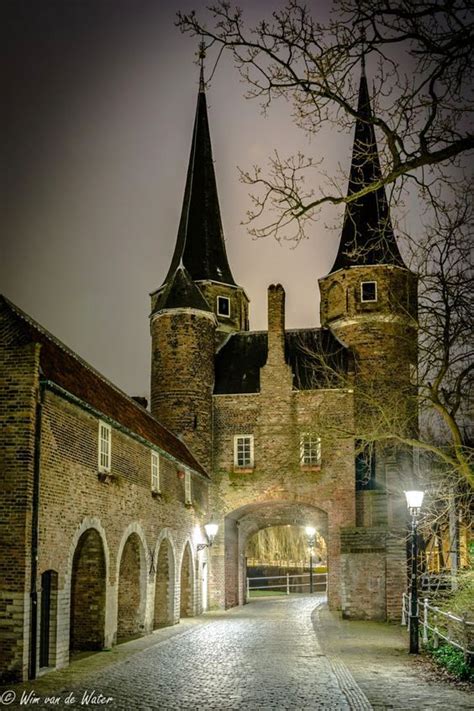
[360,25,367,77]
[198,38,206,92]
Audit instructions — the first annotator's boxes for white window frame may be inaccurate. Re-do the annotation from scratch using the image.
[151,451,160,493]
[98,421,111,473]
[184,470,192,504]
[360,281,378,303]
[233,435,254,468]
[216,295,231,318]
[300,433,321,467]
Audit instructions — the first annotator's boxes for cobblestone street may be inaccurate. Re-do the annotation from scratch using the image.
[2,596,472,710]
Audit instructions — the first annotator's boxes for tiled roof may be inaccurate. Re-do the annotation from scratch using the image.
[0,295,208,478]
[215,328,350,394]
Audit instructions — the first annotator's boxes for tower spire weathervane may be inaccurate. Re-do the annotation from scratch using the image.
[198,39,206,92]
[360,25,366,76]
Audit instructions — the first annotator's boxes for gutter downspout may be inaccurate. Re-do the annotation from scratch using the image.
[28,379,45,680]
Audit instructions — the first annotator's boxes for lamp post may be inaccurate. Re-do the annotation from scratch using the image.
[305,526,316,594]
[197,523,219,552]
[405,490,424,654]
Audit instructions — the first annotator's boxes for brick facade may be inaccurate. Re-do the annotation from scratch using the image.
[0,300,211,683]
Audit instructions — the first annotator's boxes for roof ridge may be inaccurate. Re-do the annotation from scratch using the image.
[0,294,203,464]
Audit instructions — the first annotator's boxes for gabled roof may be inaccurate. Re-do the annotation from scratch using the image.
[329,65,406,273]
[152,265,212,314]
[162,83,236,286]
[214,328,350,394]
[0,295,208,478]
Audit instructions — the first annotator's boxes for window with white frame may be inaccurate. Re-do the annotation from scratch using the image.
[233,435,254,468]
[151,451,160,492]
[360,281,377,303]
[300,433,321,467]
[98,421,111,472]
[184,470,192,504]
[217,295,231,318]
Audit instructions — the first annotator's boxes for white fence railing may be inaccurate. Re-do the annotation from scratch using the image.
[402,592,473,662]
[247,572,327,599]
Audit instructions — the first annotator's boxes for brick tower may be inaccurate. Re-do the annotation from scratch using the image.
[319,61,418,619]
[150,59,248,469]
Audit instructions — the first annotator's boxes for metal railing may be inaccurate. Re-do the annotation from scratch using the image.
[402,592,473,662]
[247,572,327,599]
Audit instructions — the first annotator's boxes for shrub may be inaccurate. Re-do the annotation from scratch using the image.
[429,643,473,681]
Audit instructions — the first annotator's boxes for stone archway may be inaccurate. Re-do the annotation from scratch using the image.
[153,538,175,628]
[70,529,106,654]
[117,532,146,641]
[179,543,194,618]
[224,500,329,609]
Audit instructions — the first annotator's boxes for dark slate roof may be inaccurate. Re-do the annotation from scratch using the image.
[162,85,236,286]
[152,265,212,314]
[0,295,208,478]
[329,67,406,273]
[214,328,350,394]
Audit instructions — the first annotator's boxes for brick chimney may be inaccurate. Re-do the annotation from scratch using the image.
[259,284,293,393]
[267,284,286,366]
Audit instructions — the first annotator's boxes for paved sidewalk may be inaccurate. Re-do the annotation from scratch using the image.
[315,604,473,710]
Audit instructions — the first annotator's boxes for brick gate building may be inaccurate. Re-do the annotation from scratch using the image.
[0,58,417,683]
[150,60,417,620]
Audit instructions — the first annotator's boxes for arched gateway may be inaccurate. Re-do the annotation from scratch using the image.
[223,501,329,608]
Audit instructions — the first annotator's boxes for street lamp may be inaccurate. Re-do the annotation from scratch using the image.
[405,490,424,654]
[305,526,316,594]
[196,523,219,552]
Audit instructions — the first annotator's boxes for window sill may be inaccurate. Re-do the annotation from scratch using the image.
[300,465,321,472]
[233,467,254,474]
[356,301,378,310]
[184,501,193,508]
[98,471,117,484]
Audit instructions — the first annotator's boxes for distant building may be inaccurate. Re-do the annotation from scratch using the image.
[0,58,418,683]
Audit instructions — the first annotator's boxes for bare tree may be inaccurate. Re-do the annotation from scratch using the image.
[178,0,474,242]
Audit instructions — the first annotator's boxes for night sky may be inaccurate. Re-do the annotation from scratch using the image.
[2,0,405,398]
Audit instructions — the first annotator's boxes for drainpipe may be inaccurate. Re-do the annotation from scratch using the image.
[29,380,45,680]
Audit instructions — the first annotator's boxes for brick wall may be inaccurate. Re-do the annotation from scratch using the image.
[0,305,40,682]
[150,309,215,470]
[0,302,210,683]
[196,281,249,336]
[70,529,106,651]
[210,286,356,612]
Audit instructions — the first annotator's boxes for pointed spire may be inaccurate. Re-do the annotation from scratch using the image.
[162,50,237,287]
[329,63,406,273]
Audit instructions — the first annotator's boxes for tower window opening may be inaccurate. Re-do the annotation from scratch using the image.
[360,281,377,302]
[234,435,254,468]
[300,433,321,467]
[217,296,231,317]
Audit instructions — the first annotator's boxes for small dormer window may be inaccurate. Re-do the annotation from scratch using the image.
[217,296,230,317]
[361,281,377,303]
